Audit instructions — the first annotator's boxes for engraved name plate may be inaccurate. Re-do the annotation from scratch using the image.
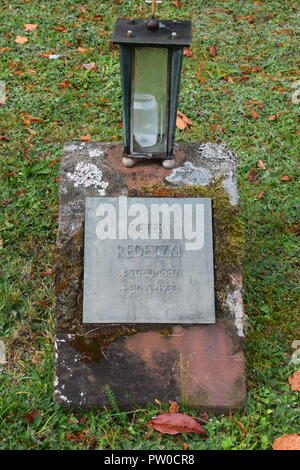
[83,197,215,323]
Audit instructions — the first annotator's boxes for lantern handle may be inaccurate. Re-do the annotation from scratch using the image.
[145,0,162,18]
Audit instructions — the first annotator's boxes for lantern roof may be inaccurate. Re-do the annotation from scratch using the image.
[112,18,192,47]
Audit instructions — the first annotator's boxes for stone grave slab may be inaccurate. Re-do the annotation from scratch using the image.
[54,142,247,413]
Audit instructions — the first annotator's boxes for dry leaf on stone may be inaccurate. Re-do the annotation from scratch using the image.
[24,24,37,31]
[288,370,300,391]
[15,36,28,44]
[272,433,300,450]
[147,413,206,436]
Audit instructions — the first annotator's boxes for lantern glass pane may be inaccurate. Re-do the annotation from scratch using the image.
[131,47,168,154]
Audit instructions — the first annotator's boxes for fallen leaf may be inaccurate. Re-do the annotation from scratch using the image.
[169,401,180,414]
[272,86,287,92]
[25,410,39,424]
[209,45,217,57]
[248,168,260,184]
[173,1,183,6]
[279,175,293,182]
[176,116,186,130]
[0,47,11,53]
[272,434,300,450]
[66,432,86,442]
[53,26,68,32]
[177,110,193,126]
[56,80,71,89]
[268,113,279,121]
[196,74,207,83]
[257,191,264,200]
[258,160,266,170]
[236,420,247,438]
[41,269,53,276]
[82,62,97,70]
[26,69,37,74]
[147,413,206,436]
[80,134,91,141]
[15,36,28,44]
[24,24,37,31]
[288,370,300,391]
[183,48,193,57]
[249,108,260,119]
[224,76,235,84]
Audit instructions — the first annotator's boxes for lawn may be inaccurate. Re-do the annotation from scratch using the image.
[0,0,299,450]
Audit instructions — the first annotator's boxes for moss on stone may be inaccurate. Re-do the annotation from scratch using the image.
[71,326,138,362]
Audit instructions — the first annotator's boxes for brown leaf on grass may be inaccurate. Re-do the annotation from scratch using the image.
[56,80,71,90]
[25,410,39,424]
[272,434,300,450]
[147,413,206,436]
[249,108,260,119]
[258,160,266,170]
[0,136,10,141]
[66,432,86,442]
[23,24,37,31]
[21,113,43,125]
[257,191,264,200]
[209,45,217,57]
[82,62,97,70]
[196,74,207,83]
[80,134,91,141]
[15,36,28,44]
[0,47,11,53]
[176,111,193,131]
[173,1,183,7]
[272,86,287,92]
[183,48,193,57]
[169,401,180,414]
[53,26,68,32]
[176,116,186,130]
[288,370,300,391]
[248,168,260,184]
[279,175,293,182]
[177,110,193,126]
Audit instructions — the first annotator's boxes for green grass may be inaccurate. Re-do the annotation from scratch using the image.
[0,0,299,450]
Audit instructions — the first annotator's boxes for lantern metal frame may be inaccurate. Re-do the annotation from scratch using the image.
[112,18,192,167]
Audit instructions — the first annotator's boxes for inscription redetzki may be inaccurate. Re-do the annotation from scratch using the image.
[117,244,182,258]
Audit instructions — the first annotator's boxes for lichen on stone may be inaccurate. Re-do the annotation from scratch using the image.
[67,162,109,194]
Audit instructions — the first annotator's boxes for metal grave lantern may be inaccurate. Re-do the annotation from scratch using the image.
[112,0,192,168]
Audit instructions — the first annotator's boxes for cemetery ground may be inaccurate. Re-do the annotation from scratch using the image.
[0,0,299,450]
